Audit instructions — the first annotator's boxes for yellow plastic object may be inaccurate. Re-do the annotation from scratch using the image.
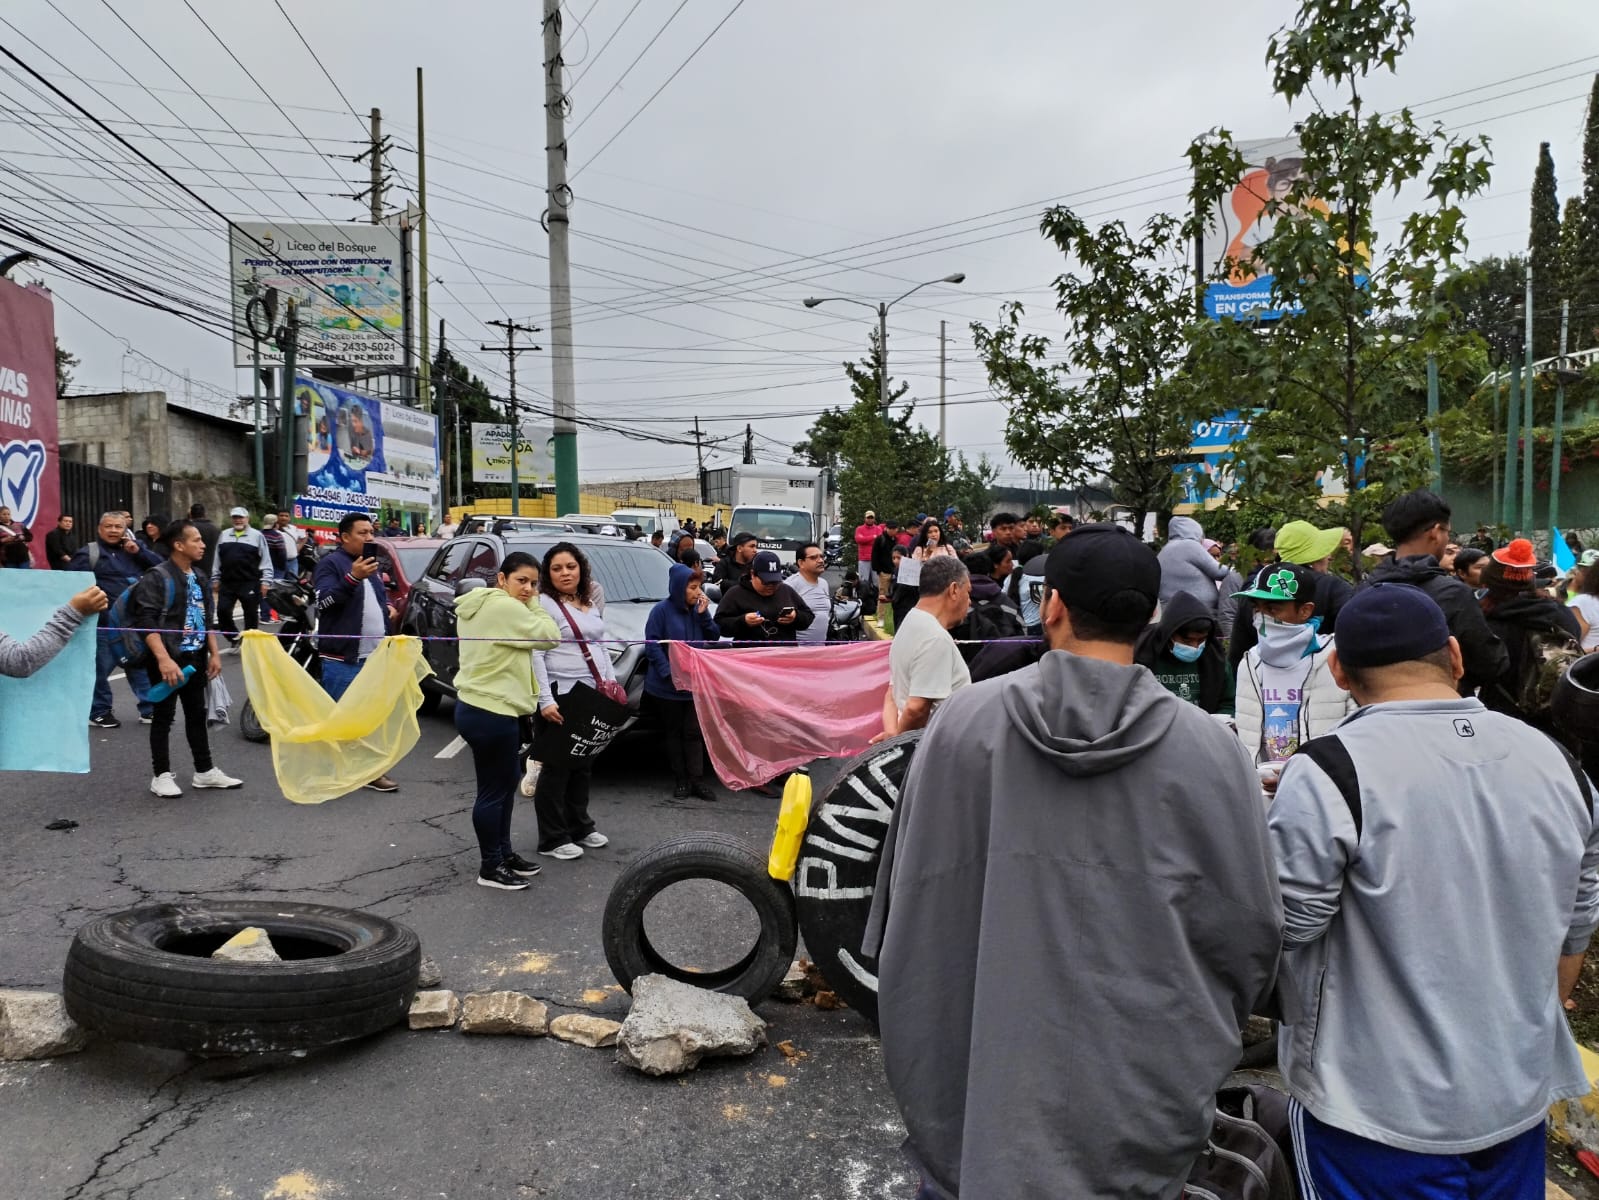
[239,631,433,804]
[767,770,813,881]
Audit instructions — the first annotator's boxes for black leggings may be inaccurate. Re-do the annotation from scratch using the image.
[646,692,706,783]
[144,650,212,776]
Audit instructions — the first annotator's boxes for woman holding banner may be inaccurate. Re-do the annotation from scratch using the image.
[532,543,624,862]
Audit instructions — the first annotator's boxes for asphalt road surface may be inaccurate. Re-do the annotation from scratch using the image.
[0,651,914,1200]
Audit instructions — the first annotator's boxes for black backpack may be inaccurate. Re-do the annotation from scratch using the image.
[108,563,178,669]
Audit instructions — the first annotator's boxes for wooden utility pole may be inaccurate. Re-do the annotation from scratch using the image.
[543,0,578,514]
[483,320,541,515]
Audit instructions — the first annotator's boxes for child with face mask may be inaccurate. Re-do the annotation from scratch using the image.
[1232,562,1354,795]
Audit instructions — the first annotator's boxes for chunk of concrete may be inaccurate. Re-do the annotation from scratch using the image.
[1549,1044,1599,1152]
[615,974,766,1076]
[549,1013,621,1048]
[211,927,280,964]
[0,990,89,1060]
[459,991,548,1036]
[408,990,460,1030]
[774,962,807,1003]
[417,956,443,988]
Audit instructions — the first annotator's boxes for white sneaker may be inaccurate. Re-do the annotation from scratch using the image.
[539,843,584,860]
[149,772,182,798]
[578,831,608,849]
[519,760,542,798]
[192,768,244,790]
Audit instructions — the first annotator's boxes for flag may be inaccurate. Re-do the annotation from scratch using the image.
[1553,529,1577,574]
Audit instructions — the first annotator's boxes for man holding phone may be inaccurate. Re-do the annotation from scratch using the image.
[713,550,815,644]
[313,512,400,792]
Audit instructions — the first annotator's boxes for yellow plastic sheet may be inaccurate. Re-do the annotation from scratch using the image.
[239,630,433,804]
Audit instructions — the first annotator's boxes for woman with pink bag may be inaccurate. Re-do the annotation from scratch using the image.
[532,542,623,861]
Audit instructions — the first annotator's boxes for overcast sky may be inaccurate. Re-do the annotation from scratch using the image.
[2,0,1594,488]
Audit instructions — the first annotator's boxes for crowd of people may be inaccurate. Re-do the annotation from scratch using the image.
[859,488,1599,1199]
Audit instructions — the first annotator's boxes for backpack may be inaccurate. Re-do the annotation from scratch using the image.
[109,565,178,669]
[1185,1086,1298,1200]
[1509,625,1583,720]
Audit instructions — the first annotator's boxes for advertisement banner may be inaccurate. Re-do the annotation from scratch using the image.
[293,377,437,533]
[230,221,403,368]
[0,277,60,564]
[471,421,555,486]
[1203,137,1326,321]
[1173,411,1251,506]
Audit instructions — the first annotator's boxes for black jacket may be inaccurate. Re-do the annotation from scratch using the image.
[712,577,815,643]
[130,559,214,659]
[1364,554,1508,693]
[953,574,1024,664]
[192,518,221,578]
[1134,589,1231,714]
[1228,564,1354,669]
[1481,591,1582,717]
[969,638,1047,682]
[870,531,899,574]
[44,527,78,569]
[314,546,391,664]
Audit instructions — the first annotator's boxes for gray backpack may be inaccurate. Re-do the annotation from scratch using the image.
[1186,1085,1297,1199]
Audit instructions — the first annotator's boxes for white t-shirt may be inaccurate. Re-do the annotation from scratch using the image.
[1570,594,1599,651]
[788,573,831,645]
[358,578,386,660]
[890,607,970,712]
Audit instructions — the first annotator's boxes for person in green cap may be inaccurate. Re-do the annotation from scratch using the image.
[1232,561,1354,796]
[1227,518,1355,670]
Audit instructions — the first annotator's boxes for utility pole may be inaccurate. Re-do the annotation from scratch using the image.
[1521,264,1535,534]
[275,299,299,509]
[1552,298,1570,534]
[416,68,432,413]
[1505,347,1521,531]
[877,304,890,426]
[1425,352,1441,491]
[687,415,706,504]
[438,318,462,509]
[743,423,755,465]
[365,109,386,223]
[483,319,541,515]
[543,0,578,515]
[938,319,947,450]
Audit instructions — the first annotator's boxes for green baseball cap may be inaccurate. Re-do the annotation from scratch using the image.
[1233,562,1319,603]
[1274,520,1346,565]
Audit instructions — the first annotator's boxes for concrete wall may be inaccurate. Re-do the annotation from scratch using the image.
[59,391,251,480]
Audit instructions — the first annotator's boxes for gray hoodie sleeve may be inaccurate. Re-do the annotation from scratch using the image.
[0,604,85,678]
[1268,752,1361,947]
[1565,774,1599,957]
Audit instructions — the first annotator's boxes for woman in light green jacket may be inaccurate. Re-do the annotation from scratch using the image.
[453,551,560,891]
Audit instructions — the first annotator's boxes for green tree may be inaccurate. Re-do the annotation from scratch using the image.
[1561,197,1584,322]
[1574,74,1599,350]
[1186,0,1492,559]
[1439,255,1523,368]
[1530,142,1562,358]
[971,209,1195,537]
[54,339,77,396]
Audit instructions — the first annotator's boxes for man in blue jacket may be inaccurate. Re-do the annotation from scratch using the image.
[313,511,399,792]
[70,511,163,728]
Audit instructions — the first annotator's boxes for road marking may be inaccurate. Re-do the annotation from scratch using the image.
[435,736,467,759]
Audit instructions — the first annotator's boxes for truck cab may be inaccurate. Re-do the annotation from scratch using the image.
[610,507,677,537]
[729,505,814,566]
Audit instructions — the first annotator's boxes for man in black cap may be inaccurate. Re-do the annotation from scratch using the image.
[1268,583,1599,1200]
[1363,488,1506,693]
[864,524,1283,1199]
[714,530,758,587]
[712,550,814,644]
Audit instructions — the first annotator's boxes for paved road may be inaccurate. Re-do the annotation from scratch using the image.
[0,652,913,1200]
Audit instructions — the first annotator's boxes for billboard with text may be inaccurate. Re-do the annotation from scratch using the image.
[471,421,556,487]
[0,277,60,563]
[293,378,437,530]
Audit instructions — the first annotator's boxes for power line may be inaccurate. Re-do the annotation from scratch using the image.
[568,0,690,139]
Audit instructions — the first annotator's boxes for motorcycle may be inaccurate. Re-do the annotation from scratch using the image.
[828,573,864,641]
[239,574,320,743]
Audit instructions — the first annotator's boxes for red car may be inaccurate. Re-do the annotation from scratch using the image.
[368,537,446,627]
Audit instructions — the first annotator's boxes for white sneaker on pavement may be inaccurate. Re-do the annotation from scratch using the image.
[578,832,608,848]
[149,772,182,798]
[519,760,541,798]
[192,768,244,789]
[539,843,584,860]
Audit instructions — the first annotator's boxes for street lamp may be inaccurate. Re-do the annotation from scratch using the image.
[803,272,966,425]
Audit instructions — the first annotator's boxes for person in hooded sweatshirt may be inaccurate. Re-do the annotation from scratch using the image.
[1157,515,1230,613]
[1133,589,1234,715]
[452,551,561,891]
[643,562,721,801]
[1233,561,1354,791]
[1479,538,1582,728]
[863,524,1283,1200]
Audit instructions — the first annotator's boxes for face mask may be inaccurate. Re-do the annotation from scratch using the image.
[1170,641,1205,663]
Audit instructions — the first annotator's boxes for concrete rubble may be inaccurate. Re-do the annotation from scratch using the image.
[0,990,89,1061]
[211,927,281,964]
[615,974,766,1077]
[417,956,443,988]
[407,990,460,1030]
[459,991,548,1036]
[548,1013,621,1048]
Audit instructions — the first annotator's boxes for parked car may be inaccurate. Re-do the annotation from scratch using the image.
[458,515,575,537]
[556,514,625,538]
[402,531,676,719]
[367,536,446,627]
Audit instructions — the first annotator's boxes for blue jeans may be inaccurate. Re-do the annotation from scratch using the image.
[455,700,521,870]
[94,628,153,720]
[320,656,363,702]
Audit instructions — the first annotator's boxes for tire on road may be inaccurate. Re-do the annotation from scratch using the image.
[239,698,268,743]
[63,900,421,1055]
[603,832,797,1003]
[792,731,921,1027]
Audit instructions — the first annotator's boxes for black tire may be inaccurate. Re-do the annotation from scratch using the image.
[1553,653,1599,745]
[63,901,420,1055]
[603,832,797,1003]
[792,731,922,1027]
[239,698,268,743]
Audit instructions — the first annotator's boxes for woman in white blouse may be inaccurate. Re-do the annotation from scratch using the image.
[532,543,618,860]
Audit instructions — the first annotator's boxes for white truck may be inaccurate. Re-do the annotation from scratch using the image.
[703,464,832,565]
[610,507,678,538]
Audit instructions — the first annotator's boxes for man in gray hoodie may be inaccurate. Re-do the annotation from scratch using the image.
[864,523,1284,1199]
[1269,582,1599,1198]
[1158,514,1230,613]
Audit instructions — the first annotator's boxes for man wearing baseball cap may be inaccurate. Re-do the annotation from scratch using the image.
[865,524,1282,1198]
[1226,518,1355,669]
[214,505,273,648]
[1269,582,1599,1198]
[852,510,885,614]
[711,549,814,643]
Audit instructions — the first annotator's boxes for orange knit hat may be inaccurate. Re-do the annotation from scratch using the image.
[1490,538,1538,584]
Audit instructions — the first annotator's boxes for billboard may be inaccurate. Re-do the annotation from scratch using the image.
[293,377,438,532]
[230,221,403,368]
[1173,411,1251,506]
[0,277,60,564]
[1202,136,1328,321]
[471,421,556,487]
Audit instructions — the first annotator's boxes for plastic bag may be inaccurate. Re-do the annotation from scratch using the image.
[240,631,432,804]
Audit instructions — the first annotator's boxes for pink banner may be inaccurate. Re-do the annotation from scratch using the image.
[668,641,892,790]
[0,278,60,566]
